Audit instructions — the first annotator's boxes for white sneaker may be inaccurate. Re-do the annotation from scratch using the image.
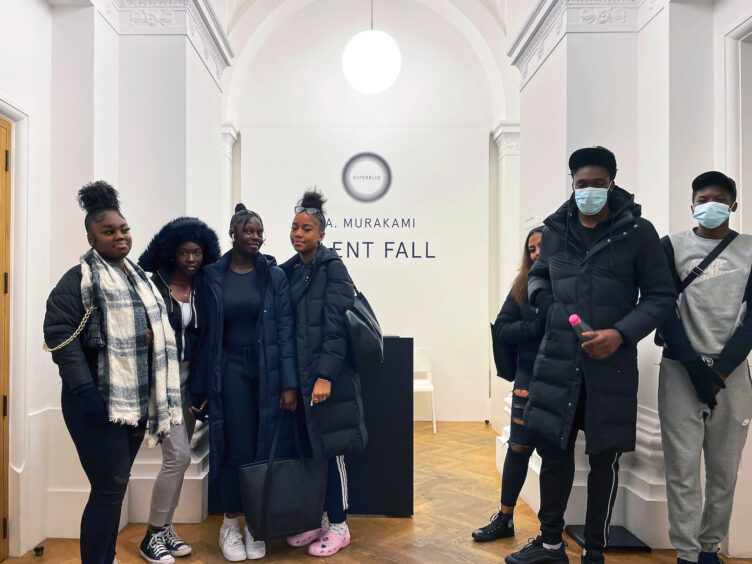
[244,526,267,560]
[219,524,247,562]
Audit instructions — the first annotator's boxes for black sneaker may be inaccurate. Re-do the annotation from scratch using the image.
[139,528,175,564]
[505,537,569,564]
[582,548,604,563]
[163,524,192,557]
[699,552,723,564]
[472,512,515,542]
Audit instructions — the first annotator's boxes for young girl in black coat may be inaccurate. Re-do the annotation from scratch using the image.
[136,217,220,562]
[43,182,182,564]
[280,190,367,558]
[472,227,545,542]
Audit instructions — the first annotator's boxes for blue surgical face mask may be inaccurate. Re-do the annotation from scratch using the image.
[693,201,730,229]
[574,187,609,215]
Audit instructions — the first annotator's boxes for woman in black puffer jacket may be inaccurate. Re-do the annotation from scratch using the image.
[280,190,367,558]
[472,227,546,543]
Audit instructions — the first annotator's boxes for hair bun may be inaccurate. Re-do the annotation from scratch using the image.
[234,203,247,213]
[77,181,120,214]
[300,189,326,211]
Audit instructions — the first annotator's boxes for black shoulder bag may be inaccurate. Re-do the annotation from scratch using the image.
[344,275,384,373]
[655,230,738,346]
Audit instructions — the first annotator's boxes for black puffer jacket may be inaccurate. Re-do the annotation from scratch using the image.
[525,187,675,454]
[280,245,367,459]
[150,268,201,363]
[44,266,105,389]
[494,292,544,379]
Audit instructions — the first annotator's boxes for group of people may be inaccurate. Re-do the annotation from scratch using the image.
[43,184,366,563]
[473,146,752,564]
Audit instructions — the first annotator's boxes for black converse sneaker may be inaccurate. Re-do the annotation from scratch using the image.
[139,527,175,564]
[472,512,515,542]
[505,537,569,564]
[163,524,192,557]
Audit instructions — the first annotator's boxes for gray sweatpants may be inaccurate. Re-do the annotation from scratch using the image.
[149,361,196,527]
[658,358,752,561]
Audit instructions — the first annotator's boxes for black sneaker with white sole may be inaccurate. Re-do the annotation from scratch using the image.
[139,528,175,564]
[505,537,569,564]
[582,547,604,563]
[472,512,515,542]
[163,524,192,557]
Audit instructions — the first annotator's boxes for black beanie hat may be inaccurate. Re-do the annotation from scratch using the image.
[568,146,617,179]
[691,171,737,201]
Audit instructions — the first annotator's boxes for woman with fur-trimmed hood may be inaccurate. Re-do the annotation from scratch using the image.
[136,217,220,562]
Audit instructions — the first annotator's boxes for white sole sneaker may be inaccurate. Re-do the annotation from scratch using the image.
[244,527,267,560]
[139,549,175,564]
[169,545,192,557]
[220,526,249,562]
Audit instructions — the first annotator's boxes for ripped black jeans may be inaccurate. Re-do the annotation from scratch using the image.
[62,383,144,564]
[500,372,535,509]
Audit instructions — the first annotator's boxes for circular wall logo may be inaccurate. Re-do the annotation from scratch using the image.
[342,152,392,202]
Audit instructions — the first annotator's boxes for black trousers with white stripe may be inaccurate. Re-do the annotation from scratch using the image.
[537,380,622,551]
[324,456,349,524]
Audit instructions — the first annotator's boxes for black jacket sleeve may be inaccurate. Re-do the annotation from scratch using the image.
[189,280,212,396]
[495,293,541,345]
[316,260,355,382]
[714,270,752,376]
[656,235,700,362]
[613,221,677,344]
[272,269,299,391]
[43,266,95,390]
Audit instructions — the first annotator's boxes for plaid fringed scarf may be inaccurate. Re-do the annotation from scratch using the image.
[80,249,182,446]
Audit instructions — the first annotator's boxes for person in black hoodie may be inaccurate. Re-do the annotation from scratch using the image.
[472,226,545,542]
[190,204,298,561]
[280,190,367,558]
[136,217,220,563]
[43,181,182,564]
[505,147,675,564]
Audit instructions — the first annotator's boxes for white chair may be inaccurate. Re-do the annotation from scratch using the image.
[413,347,437,434]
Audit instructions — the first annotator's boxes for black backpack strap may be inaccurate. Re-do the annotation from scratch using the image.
[679,231,738,293]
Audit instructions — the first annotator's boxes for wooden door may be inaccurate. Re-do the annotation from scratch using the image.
[0,116,11,560]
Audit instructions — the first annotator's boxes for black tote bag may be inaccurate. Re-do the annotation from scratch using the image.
[239,413,329,540]
[345,283,384,372]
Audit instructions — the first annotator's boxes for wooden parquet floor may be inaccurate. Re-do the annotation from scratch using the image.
[8,422,751,563]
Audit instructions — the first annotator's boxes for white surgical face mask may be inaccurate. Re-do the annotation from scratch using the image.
[693,201,731,229]
[574,186,610,215]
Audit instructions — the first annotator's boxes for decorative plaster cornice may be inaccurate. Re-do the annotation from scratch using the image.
[493,121,520,159]
[99,0,233,87]
[507,0,663,90]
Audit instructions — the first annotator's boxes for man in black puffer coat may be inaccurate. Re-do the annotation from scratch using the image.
[505,147,675,564]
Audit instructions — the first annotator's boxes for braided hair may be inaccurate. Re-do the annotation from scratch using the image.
[77,180,123,231]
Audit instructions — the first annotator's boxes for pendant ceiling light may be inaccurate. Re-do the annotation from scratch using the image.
[342,0,401,94]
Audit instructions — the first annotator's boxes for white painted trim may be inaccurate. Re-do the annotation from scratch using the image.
[0,93,32,558]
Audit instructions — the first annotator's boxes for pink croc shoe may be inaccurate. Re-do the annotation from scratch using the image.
[307,524,350,557]
[286,514,329,548]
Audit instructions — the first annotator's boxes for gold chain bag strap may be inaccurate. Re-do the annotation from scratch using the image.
[42,306,98,352]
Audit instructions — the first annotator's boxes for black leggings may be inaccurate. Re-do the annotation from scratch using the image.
[62,384,144,564]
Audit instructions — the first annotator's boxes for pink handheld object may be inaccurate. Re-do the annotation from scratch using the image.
[569,314,595,342]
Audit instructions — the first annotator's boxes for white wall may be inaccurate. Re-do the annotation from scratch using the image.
[230,0,500,421]
[242,127,490,421]
[235,0,494,128]
[0,0,53,555]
